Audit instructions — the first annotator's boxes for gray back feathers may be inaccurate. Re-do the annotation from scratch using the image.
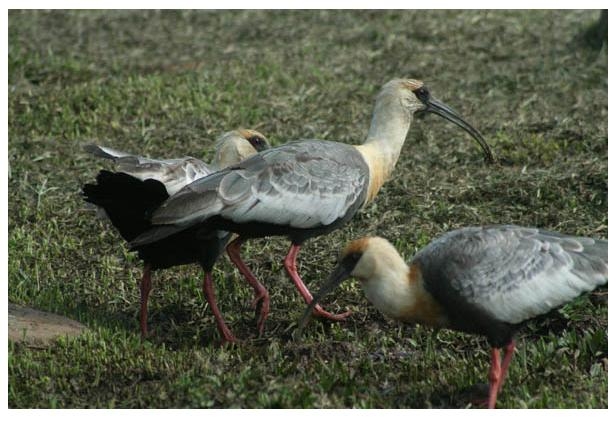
[131,140,369,246]
[414,225,607,324]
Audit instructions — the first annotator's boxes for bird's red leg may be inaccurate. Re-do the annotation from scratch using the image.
[487,347,502,409]
[497,340,516,392]
[202,272,237,344]
[226,236,270,334]
[139,263,152,338]
[283,244,351,321]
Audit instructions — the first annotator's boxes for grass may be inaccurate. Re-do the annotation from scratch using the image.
[8,10,607,408]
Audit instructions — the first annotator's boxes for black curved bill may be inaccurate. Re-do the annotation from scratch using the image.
[294,263,353,339]
[424,98,495,163]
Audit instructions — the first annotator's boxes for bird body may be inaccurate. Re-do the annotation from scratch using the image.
[414,226,608,346]
[82,129,269,341]
[299,225,608,408]
[129,79,494,336]
[83,129,269,268]
[137,140,370,241]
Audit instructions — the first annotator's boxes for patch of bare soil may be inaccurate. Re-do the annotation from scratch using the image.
[8,303,88,347]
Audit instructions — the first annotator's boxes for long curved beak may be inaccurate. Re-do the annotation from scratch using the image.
[424,97,495,164]
[295,262,353,339]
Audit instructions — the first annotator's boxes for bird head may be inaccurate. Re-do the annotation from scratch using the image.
[380,79,495,163]
[295,236,405,337]
[237,128,270,152]
[378,78,427,113]
[214,129,270,169]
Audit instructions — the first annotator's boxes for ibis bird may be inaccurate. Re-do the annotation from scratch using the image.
[130,78,495,336]
[297,226,608,408]
[82,129,269,342]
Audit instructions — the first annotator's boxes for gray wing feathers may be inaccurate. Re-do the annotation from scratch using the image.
[83,144,136,160]
[84,144,213,195]
[149,140,368,230]
[416,225,607,324]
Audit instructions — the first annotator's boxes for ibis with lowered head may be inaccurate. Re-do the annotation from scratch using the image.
[298,226,608,408]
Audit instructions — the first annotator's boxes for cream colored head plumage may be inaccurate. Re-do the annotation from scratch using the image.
[296,235,446,338]
[214,129,269,169]
[374,78,427,114]
[340,237,424,319]
[341,236,408,282]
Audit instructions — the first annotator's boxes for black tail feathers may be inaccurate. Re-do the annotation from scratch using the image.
[82,170,169,242]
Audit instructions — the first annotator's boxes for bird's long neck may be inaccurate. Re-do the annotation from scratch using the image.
[354,95,412,205]
[362,260,446,328]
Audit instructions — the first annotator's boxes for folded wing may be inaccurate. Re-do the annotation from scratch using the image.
[131,140,369,246]
[415,225,608,324]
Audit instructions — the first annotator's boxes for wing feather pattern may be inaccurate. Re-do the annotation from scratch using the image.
[83,144,213,196]
[132,140,369,245]
[415,225,608,324]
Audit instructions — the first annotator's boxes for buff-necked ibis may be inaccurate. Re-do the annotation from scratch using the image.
[130,79,494,337]
[297,226,608,408]
[82,129,269,342]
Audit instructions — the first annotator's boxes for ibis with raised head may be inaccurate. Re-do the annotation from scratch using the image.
[130,79,495,338]
[82,129,269,342]
[297,226,608,408]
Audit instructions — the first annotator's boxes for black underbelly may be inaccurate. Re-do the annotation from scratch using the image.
[447,316,518,349]
[135,229,230,271]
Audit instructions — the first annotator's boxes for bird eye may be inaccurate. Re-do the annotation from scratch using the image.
[413,87,430,102]
[248,136,267,151]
